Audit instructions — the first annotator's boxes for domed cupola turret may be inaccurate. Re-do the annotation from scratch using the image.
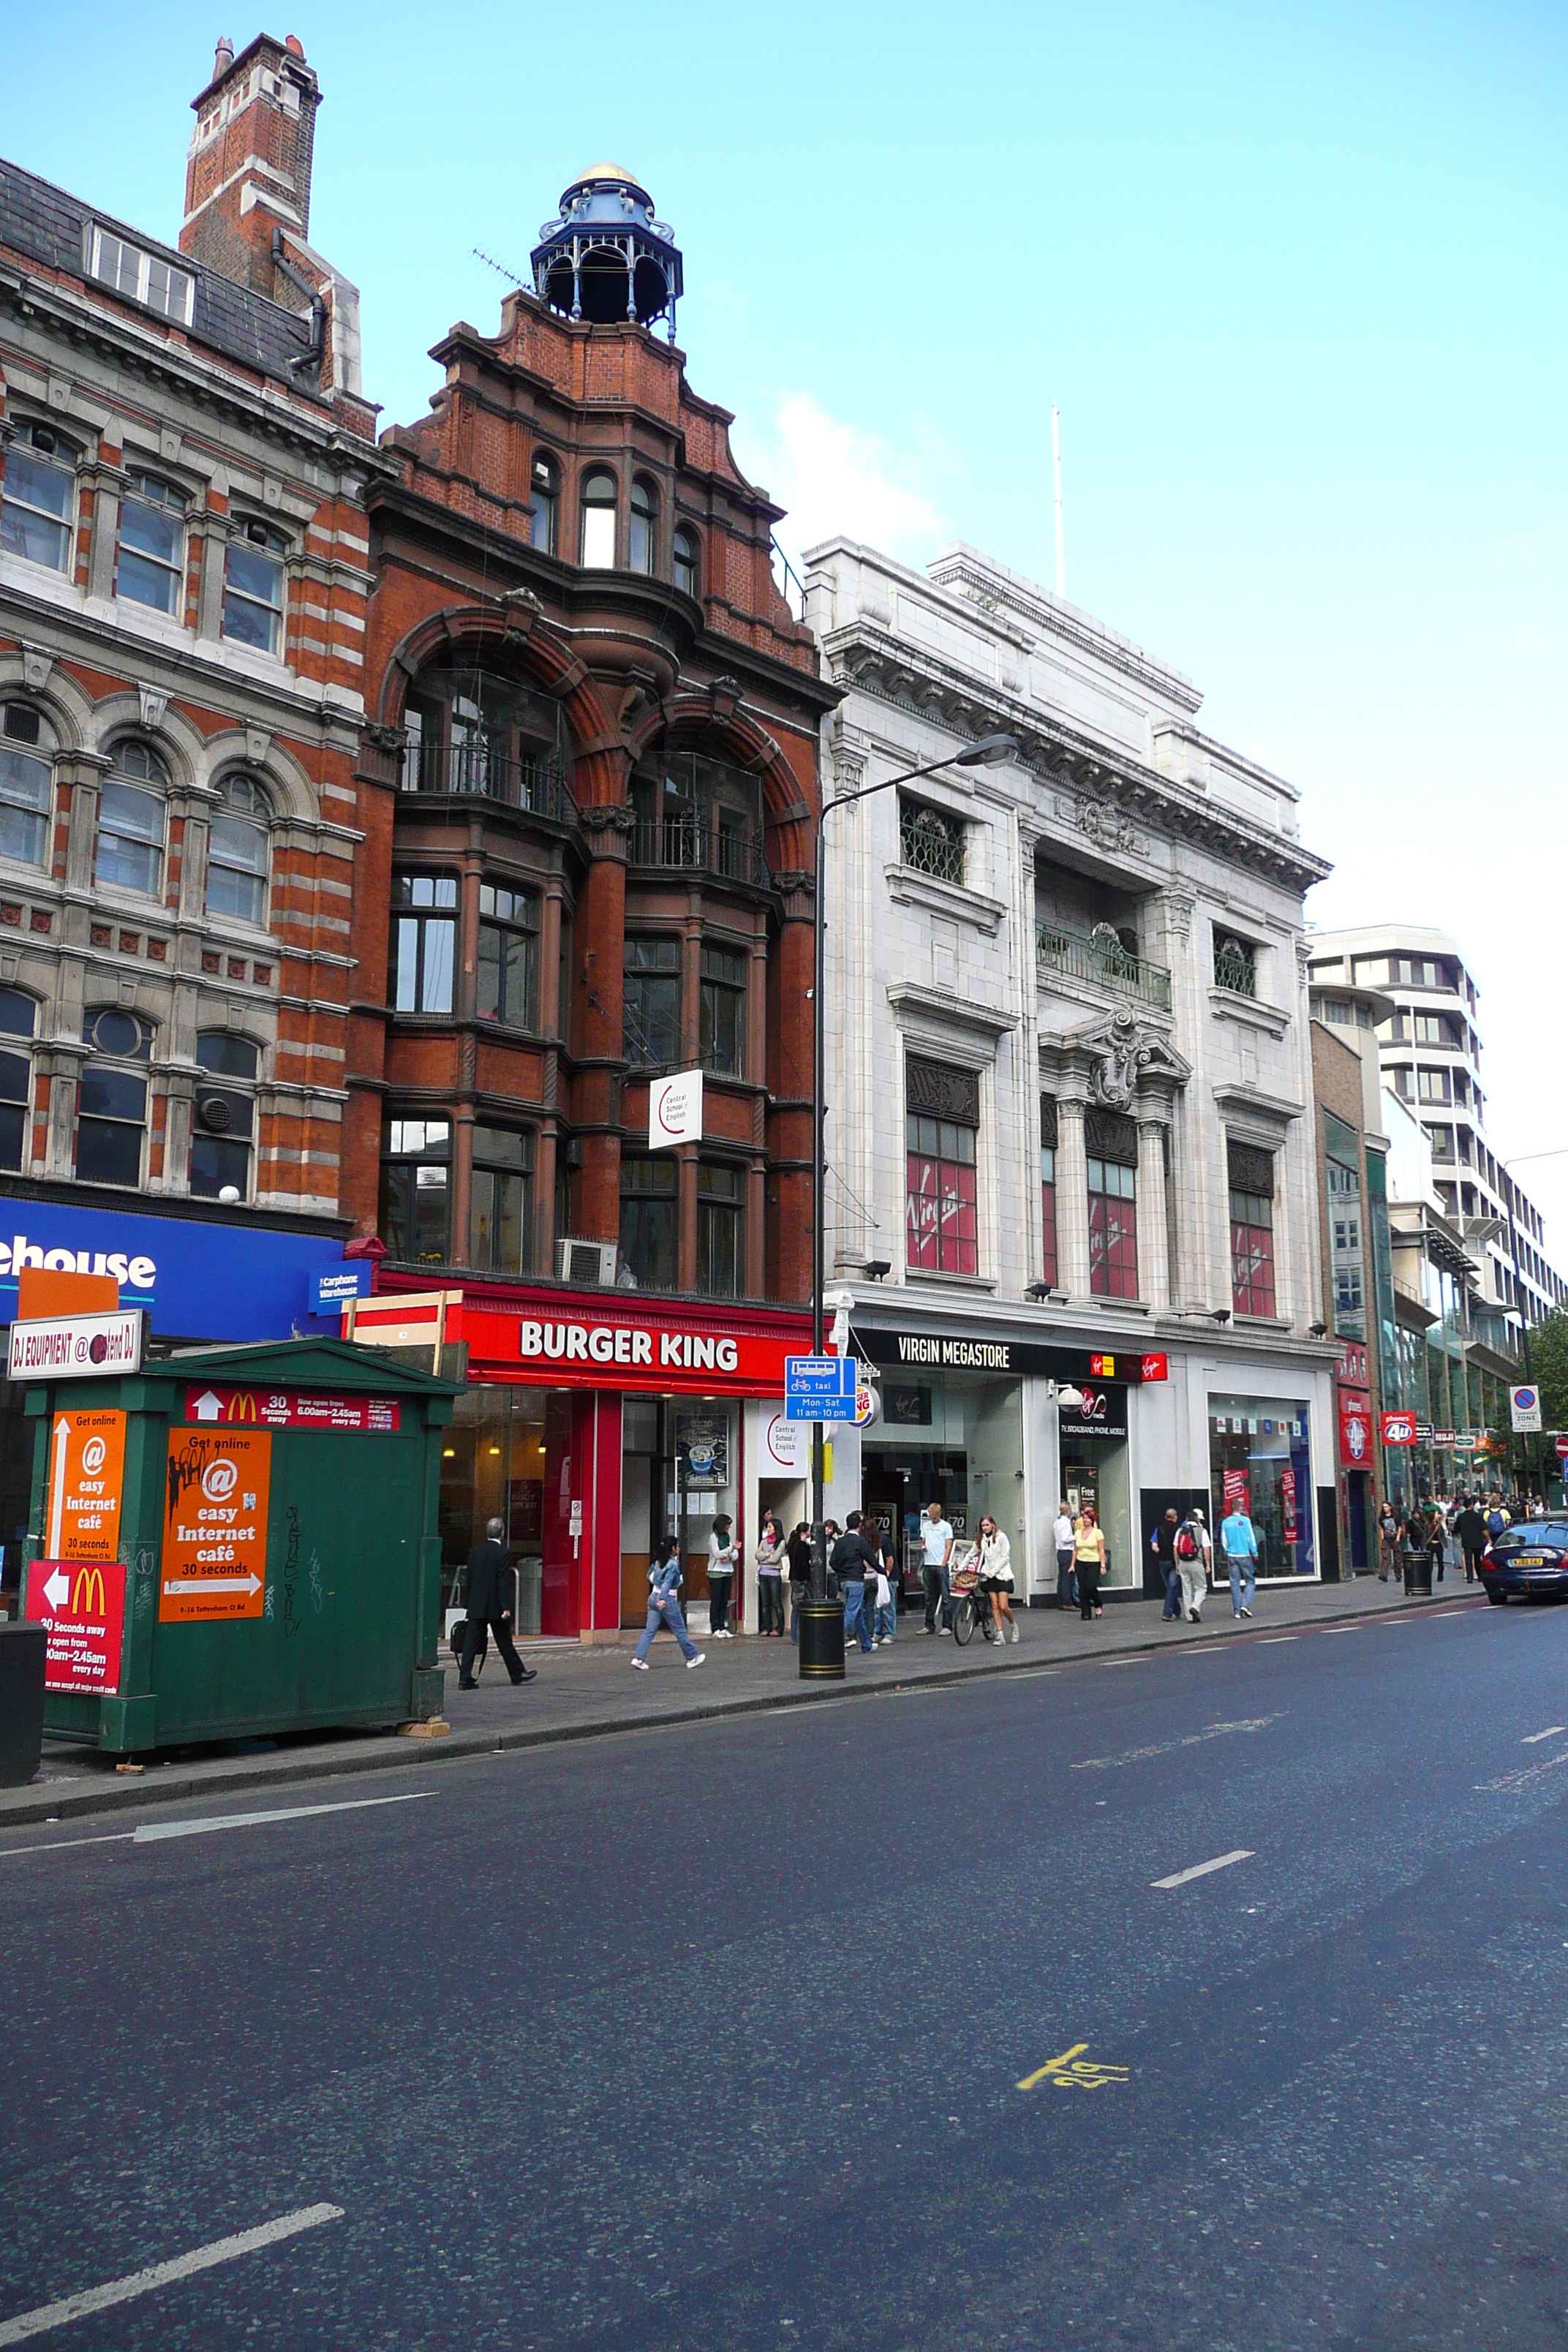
[530,166,683,340]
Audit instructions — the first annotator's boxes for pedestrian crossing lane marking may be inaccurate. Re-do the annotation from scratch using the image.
[1522,1726,1568,1744]
[0,2205,342,2345]
[1017,2043,1131,2092]
[1152,1847,1254,1890]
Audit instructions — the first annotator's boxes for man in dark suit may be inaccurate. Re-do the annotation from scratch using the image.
[459,1518,537,1690]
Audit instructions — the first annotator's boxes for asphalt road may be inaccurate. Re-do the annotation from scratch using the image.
[4,1595,1568,2351]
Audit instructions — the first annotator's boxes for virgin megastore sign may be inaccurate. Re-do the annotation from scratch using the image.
[0,1204,348,1342]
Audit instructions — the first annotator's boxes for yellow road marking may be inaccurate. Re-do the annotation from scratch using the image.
[1017,2042,1131,2092]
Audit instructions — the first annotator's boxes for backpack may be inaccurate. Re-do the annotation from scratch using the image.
[1175,1523,1199,1561]
[1487,1508,1507,1539]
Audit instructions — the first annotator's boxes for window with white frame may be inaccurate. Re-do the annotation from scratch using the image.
[0,705,54,870]
[90,229,195,324]
[115,472,187,617]
[1,423,76,572]
[223,520,288,655]
[96,742,167,896]
[206,773,271,925]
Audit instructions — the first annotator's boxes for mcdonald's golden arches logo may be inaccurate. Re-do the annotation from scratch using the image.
[71,1564,106,1618]
[227,1390,259,1422]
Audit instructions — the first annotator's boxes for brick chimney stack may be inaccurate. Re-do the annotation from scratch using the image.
[180,31,321,296]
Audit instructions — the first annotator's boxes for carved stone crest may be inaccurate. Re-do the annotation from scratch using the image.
[1087,1007,1153,1109]
[1075,799,1144,857]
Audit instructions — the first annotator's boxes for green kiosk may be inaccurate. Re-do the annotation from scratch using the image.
[18,1333,455,1756]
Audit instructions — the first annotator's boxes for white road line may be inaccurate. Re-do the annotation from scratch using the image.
[134,1793,436,1844]
[0,1833,135,1861]
[1152,1848,1254,1891]
[1257,1637,1298,1645]
[1523,1726,1568,1745]
[0,2203,343,2345]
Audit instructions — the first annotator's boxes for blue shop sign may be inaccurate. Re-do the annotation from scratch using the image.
[0,1202,347,1342]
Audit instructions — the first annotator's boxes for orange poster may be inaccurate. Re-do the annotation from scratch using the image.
[159,1427,271,1621]
[45,1409,127,1563]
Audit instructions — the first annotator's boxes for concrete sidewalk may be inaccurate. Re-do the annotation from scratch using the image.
[2,1570,1485,1828]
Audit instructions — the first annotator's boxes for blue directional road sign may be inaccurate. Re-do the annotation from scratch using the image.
[784,1354,859,1421]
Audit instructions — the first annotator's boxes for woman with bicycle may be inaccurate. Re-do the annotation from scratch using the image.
[975,1513,1018,1645]
[1074,1504,1107,1620]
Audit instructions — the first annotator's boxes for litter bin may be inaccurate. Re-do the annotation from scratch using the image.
[0,1621,45,1787]
[1402,1543,1433,1597]
[18,1335,456,1755]
[797,1599,845,1680]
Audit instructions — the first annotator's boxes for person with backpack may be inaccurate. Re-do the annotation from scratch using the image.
[1486,1493,1511,1547]
[1175,1510,1208,1622]
[630,1534,705,1671]
[1150,1507,1183,1621]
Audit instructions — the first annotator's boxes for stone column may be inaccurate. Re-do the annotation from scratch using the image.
[1056,1094,1092,1297]
[1137,1117,1170,1311]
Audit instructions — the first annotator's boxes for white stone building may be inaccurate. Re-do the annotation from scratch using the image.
[804,537,1339,1600]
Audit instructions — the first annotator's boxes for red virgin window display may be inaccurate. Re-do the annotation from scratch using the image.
[906,1114,978,1276]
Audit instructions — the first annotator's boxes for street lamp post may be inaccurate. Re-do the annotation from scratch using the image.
[807,733,1019,1601]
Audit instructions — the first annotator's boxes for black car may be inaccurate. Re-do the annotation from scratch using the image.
[1480,1521,1568,1604]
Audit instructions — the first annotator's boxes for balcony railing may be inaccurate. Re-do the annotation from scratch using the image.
[630,815,770,889]
[1036,917,1172,1012]
[401,743,578,828]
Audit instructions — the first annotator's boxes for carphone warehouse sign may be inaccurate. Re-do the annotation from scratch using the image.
[0,1205,347,1343]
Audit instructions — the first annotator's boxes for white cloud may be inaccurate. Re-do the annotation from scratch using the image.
[747,392,947,567]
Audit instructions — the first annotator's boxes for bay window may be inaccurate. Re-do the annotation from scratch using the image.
[620,1154,677,1289]
[380,1117,451,1263]
[697,1161,745,1297]
[470,1126,533,1275]
[478,884,539,1029]
[391,874,458,1014]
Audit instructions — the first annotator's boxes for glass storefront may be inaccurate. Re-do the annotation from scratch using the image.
[861,1374,1023,1587]
[1208,1395,1316,1579]
[1058,1385,1134,1590]
[437,1384,574,1635]
[619,1392,739,1631]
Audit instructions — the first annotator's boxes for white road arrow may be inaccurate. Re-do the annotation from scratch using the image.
[189,1390,224,1423]
[162,1574,262,1597]
[47,1416,69,1556]
[42,1564,71,1611]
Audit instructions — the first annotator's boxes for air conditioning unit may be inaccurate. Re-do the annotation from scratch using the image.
[557,1238,618,1286]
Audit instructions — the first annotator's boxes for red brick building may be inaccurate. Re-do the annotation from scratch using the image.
[0,33,380,1232]
[347,167,836,1629]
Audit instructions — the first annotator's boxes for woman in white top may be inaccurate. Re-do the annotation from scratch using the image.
[976,1514,1018,1644]
[706,1514,740,1637]
[1053,1502,1077,1610]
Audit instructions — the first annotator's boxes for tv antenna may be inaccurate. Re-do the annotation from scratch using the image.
[472,245,527,288]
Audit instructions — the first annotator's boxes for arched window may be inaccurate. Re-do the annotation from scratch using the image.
[529,452,559,555]
[0,987,36,1172]
[96,742,167,896]
[191,1030,260,1200]
[578,467,617,568]
[672,526,700,599]
[0,704,54,871]
[206,772,271,926]
[629,476,658,576]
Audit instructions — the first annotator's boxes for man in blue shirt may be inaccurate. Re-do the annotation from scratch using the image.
[1219,1501,1259,1618]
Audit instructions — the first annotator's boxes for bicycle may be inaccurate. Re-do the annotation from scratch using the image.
[949,1545,1006,1647]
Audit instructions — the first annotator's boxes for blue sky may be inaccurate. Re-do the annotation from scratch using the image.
[5,2,1566,1248]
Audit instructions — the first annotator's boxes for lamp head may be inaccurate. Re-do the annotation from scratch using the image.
[954,733,1019,768]
[1212,1307,1232,1324]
